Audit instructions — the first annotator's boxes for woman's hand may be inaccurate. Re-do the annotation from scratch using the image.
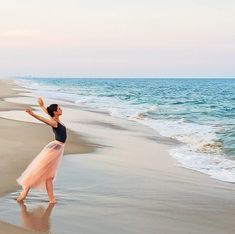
[38,97,44,107]
[25,108,34,116]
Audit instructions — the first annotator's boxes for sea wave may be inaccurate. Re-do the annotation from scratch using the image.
[170,147,235,182]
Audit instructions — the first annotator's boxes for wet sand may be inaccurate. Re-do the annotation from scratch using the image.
[0,78,235,234]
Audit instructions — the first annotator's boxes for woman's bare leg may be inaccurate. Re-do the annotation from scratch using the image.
[46,178,56,203]
[16,186,30,202]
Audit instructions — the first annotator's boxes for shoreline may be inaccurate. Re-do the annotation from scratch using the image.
[1,78,235,233]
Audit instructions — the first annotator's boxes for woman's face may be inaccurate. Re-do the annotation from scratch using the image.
[55,106,62,116]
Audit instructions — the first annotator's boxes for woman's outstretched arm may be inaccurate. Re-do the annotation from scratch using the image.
[38,97,51,117]
[26,108,58,128]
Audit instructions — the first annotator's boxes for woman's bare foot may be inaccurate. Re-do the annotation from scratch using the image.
[16,194,26,202]
[49,197,56,204]
[16,187,30,202]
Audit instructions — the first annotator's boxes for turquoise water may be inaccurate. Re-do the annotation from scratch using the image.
[15,78,235,182]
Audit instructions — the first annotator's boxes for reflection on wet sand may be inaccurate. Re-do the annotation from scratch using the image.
[17,201,55,232]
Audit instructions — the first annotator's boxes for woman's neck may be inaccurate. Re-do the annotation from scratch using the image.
[53,116,60,122]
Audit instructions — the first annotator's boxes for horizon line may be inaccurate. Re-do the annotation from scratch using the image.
[10,76,235,80]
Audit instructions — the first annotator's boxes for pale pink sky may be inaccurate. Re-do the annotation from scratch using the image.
[0,0,234,78]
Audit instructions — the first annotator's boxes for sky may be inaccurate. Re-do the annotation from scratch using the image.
[0,0,234,78]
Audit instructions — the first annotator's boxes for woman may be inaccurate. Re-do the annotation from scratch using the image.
[16,97,67,203]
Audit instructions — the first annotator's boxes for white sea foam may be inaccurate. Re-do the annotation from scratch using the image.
[137,118,222,152]
[132,117,235,182]
[170,147,235,182]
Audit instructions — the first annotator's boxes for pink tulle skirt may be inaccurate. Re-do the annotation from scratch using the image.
[16,140,65,191]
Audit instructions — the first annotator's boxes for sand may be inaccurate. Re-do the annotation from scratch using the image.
[0,78,235,234]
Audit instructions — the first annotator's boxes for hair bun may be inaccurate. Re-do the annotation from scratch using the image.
[47,104,58,117]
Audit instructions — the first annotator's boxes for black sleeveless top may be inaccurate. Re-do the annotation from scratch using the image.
[52,122,67,143]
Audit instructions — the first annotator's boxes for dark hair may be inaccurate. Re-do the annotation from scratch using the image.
[46,104,58,117]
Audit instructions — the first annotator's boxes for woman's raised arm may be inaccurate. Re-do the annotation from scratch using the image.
[38,97,52,118]
[26,108,58,128]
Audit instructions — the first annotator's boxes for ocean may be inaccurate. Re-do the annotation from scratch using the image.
[14,78,235,182]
